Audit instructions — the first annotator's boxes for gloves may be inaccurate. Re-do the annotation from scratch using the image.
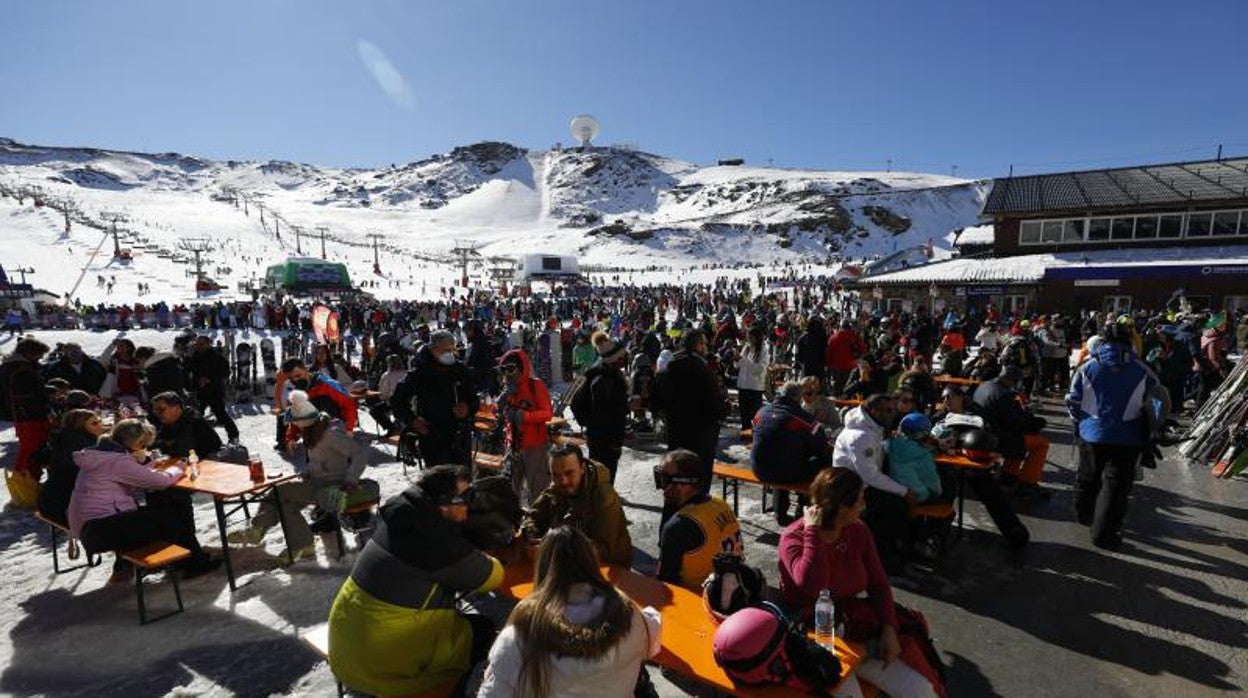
[1139,442,1162,469]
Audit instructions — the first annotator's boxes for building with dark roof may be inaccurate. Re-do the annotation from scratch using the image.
[856,156,1248,317]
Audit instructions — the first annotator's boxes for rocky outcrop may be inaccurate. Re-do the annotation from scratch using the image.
[861,205,912,233]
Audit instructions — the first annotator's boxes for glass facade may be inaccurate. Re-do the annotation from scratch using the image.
[1017,208,1246,245]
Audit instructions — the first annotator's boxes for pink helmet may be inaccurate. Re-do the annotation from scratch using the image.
[713,603,842,690]
[712,606,800,688]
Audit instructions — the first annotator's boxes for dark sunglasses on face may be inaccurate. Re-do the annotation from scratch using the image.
[500,365,519,374]
[653,465,702,489]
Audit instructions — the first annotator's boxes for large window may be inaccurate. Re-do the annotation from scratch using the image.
[1019,221,1041,244]
[1187,213,1212,237]
[1159,214,1183,238]
[1213,211,1240,237]
[1110,217,1135,240]
[1017,208,1248,245]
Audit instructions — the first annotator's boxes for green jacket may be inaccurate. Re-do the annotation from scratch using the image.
[522,460,633,566]
[572,343,598,377]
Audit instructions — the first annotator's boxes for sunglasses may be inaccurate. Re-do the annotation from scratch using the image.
[500,365,520,374]
[653,465,701,489]
[802,391,816,397]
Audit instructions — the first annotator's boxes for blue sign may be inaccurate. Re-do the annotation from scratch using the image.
[965,286,1006,297]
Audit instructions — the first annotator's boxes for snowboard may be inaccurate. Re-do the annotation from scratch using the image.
[261,338,278,386]
[234,342,254,403]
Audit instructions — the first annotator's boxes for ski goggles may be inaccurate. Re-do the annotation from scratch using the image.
[653,465,702,489]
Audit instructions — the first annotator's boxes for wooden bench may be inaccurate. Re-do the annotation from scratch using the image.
[909,501,955,520]
[34,511,103,574]
[473,452,504,474]
[301,623,460,698]
[122,542,192,625]
[712,462,810,515]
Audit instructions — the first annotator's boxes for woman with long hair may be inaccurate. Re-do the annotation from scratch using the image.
[779,468,942,698]
[735,325,770,431]
[37,408,108,525]
[479,526,661,698]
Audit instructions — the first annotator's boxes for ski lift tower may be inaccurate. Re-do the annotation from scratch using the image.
[100,211,128,258]
[366,231,385,274]
[178,238,214,291]
[317,226,329,260]
[488,256,516,294]
[451,240,481,288]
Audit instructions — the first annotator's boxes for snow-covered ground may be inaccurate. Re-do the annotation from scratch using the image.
[1,138,987,307]
[0,327,772,697]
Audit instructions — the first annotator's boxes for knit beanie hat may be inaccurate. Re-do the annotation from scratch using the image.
[592,331,627,364]
[286,390,322,428]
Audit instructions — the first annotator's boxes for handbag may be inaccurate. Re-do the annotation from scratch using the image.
[5,469,41,509]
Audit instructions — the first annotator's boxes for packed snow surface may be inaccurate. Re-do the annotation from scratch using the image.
[0,138,987,306]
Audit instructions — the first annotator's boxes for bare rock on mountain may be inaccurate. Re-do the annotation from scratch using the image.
[861,205,912,234]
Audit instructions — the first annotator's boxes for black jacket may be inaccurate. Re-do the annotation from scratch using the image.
[1,354,49,422]
[36,428,97,524]
[44,357,108,394]
[154,409,223,458]
[972,378,1031,458]
[577,362,629,447]
[842,366,888,398]
[390,345,479,432]
[142,352,187,398]
[653,351,728,438]
[186,348,230,394]
[465,335,496,395]
[795,326,827,377]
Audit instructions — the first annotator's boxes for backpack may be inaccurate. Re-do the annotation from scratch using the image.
[702,552,765,622]
[462,475,523,550]
[567,373,593,427]
[713,602,842,691]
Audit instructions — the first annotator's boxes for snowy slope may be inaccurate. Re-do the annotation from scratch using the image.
[0,138,988,304]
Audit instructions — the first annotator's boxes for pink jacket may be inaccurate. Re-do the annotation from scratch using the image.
[67,442,183,538]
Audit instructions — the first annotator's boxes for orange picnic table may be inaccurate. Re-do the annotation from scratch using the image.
[934,451,995,536]
[497,556,865,696]
[934,375,981,387]
[158,459,299,591]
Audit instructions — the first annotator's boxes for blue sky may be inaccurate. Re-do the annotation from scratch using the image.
[2,0,1245,178]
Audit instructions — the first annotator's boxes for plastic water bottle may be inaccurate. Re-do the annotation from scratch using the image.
[814,589,835,650]
[188,449,200,481]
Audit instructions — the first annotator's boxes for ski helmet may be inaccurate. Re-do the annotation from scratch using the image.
[960,428,998,460]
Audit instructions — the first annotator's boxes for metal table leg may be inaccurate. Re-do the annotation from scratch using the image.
[214,498,237,591]
[270,485,295,565]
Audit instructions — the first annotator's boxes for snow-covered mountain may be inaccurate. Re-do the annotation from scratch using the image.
[0,137,987,304]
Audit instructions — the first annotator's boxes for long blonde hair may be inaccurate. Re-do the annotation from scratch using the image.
[508,527,633,698]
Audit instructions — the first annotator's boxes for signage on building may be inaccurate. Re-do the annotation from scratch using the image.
[965,286,1005,297]
[1046,263,1248,281]
[1074,279,1120,287]
[0,284,34,299]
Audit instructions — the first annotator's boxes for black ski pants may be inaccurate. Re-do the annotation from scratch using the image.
[1075,442,1141,547]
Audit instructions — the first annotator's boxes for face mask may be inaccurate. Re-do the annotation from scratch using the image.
[437,352,456,366]
[292,379,309,390]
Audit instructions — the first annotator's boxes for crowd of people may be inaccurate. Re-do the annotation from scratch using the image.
[2,276,1241,697]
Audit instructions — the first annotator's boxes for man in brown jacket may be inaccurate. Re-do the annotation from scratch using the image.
[521,443,633,566]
